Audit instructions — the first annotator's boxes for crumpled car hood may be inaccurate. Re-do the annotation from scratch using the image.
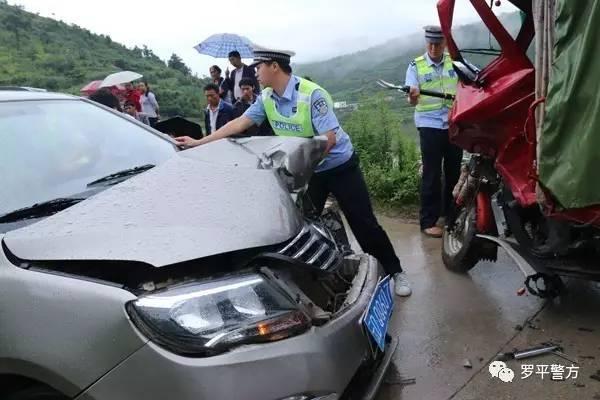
[3,138,325,267]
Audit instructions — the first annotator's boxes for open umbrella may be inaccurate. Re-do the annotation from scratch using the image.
[154,116,204,140]
[193,33,255,58]
[100,71,142,88]
[80,80,124,96]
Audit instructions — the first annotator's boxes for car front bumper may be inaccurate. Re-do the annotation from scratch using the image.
[76,255,396,400]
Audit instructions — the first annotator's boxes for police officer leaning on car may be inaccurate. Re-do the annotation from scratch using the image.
[175,47,412,297]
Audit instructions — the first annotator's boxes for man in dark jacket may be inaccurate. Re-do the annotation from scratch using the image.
[232,78,273,136]
[204,83,234,135]
[228,51,260,101]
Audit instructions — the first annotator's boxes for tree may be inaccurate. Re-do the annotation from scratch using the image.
[344,95,420,205]
[114,59,128,69]
[0,2,208,119]
[141,45,161,62]
[132,46,143,57]
[2,5,32,49]
[167,53,191,76]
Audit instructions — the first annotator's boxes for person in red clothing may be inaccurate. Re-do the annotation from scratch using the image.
[123,82,142,112]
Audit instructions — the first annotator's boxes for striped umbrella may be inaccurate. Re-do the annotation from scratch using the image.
[193,33,255,58]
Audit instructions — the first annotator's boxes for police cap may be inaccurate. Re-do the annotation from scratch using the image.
[424,25,445,44]
[250,46,296,68]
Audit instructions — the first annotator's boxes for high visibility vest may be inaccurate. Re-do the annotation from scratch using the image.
[262,77,333,138]
[414,54,457,112]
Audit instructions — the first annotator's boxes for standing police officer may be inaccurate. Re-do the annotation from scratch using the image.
[405,26,462,238]
[176,47,412,296]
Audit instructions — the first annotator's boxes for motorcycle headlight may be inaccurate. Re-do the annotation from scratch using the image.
[127,273,310,356]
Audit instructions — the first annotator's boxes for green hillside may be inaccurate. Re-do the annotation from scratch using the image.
[0,1,209,118]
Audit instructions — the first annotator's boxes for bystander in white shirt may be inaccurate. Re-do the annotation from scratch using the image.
[233,67,243,100]
[140,92,159,118]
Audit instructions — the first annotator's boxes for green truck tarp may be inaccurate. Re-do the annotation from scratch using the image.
[539,0,600,209]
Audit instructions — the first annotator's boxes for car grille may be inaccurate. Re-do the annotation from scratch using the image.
[278,223,343,271]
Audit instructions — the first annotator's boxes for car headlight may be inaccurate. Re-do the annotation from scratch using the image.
[127,273,310,356]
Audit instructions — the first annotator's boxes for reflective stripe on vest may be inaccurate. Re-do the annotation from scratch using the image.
[415,54,457,112]
[262,78,333,138]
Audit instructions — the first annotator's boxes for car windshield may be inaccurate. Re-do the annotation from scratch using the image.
[0,99,176,227]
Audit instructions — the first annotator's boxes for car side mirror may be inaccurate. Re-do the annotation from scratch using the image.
[453,61,478,85]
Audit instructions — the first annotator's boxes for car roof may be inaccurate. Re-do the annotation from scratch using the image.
[0,90,78,102]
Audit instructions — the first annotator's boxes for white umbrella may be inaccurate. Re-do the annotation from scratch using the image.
[100,71,142,88]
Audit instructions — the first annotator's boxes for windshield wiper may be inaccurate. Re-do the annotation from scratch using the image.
[86,164,155,187]
[0,197,85,223]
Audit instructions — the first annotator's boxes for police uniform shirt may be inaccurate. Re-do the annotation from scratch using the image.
[405,52,452,130]
[244,75,354,173]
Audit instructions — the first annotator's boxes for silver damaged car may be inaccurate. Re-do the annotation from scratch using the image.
[0,90,397,400]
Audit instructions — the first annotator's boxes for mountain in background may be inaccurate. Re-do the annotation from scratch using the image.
[295,12,523,102]
[0,1,208,118]
[0,0,523,122]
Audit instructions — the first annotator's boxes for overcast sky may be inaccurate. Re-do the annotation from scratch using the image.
[9,0,517,77]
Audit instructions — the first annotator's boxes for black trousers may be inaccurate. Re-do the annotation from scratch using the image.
[149,117,159,127]
[304,153,403,275]
[418,127,463,230]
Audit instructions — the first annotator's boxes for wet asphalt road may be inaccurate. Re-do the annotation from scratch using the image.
[357,215,600,400]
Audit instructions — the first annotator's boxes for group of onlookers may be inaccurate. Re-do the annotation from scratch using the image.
[88,81,160,127]
[87,51,263,135]
[205,51,272,136]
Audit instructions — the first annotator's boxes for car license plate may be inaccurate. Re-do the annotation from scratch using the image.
[362,275,394,352]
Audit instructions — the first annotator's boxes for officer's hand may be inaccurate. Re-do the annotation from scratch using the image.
[225,68,230,78]
[174,136,200,149]
[408,86,420,106]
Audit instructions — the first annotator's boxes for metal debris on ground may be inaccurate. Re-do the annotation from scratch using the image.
[591,374,600,383]
[514,324,524,331]
[498,343,578,365]
[399,377,417,385]
[578,327,595,333]
[383,375,417,386]
[527,321,541,330]
[581,356,596,360]
[513,344,561,360]
[383,363,416,386]
[463,359,473,369]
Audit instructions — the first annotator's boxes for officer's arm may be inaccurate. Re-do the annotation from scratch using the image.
[405,62,420,106]
[175,97,265,148]
[311,91,338,154]
[174,116,255,148]
[323,131,336,154]
[196,116,255,145]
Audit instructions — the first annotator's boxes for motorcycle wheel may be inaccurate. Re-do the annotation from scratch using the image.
[442,204,496,272]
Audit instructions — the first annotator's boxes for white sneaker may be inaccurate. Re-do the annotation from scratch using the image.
[393,272,412,297]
